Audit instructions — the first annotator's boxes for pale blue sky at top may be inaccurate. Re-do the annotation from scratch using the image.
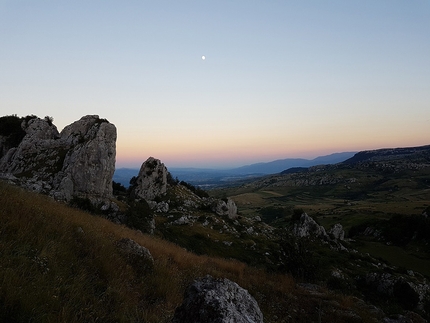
[1,1,429,168]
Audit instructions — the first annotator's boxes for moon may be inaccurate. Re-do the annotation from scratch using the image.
[201,55,206,60]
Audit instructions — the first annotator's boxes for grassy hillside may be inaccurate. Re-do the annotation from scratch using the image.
[0,181,382,323]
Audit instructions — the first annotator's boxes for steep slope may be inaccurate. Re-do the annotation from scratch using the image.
[0,180,383,323]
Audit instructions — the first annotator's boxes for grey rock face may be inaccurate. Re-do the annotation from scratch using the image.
[58,116,116,201]
[132,157,168,201]
[329,223,345,241]
[211,198,238,219]
[293,213,328,239]
[147,200,169,213]
[172,275,263,323]
[0,115,116,202]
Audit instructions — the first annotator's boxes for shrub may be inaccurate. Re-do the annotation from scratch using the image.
[179,180,209,198]
[258,206,292,225]
[0,115,26,150]
[112,181,126,194]
[393,280,419,310]
[69,196,98,214]
[382,214,430,246]
[167,172,179,185]
[277,231,322,281]
[125,200,154,233]
[291,208,305,222]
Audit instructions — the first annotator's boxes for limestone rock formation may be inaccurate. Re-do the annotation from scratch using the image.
[211,198,238,219]
[293,213,328,239]
[172,275,263,323]
[329,223,345,241]
[132,157,168,201]
[0,115,116,202]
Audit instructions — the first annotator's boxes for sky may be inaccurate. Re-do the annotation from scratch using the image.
[1,1,429,169]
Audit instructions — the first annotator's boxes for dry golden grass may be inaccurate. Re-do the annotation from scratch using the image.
[0,181,378,322]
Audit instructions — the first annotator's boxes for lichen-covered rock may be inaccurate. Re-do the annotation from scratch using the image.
[0,115,116,202]
[132,157,168,201]
[293,213,328,239]
[172,275,263,323]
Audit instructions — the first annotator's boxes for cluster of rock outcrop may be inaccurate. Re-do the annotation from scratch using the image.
[130,157,239,219]
[0,115,240,229]
[0,115,116,203]
[292,212,347,250]
[293,212,328,239]
[3,114,429,321]
[211,198,238,219]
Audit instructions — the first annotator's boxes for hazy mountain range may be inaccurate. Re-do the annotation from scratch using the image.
[114,152,356,187]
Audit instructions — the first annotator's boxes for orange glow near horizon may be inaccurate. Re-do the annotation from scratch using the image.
[115,134,430,169]
[2,2,429,171]
[114,109,430,169]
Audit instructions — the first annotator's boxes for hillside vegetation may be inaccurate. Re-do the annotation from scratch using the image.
[2,144,430,322]
[0,181,383,323]
[209,146,430,319]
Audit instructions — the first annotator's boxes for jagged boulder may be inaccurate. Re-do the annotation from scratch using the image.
[329,223,345,241]
[172,275,263,323]
[211,198,238,219]
[293,213,328,239]
[0,115,116,202]
[132,157,168,201]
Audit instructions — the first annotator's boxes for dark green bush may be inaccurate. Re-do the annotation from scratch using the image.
[0,115,26,150]
[112,181,126,195]
[383,214,430,246]
[179,181,209,198]
[125,200,154,233]
[258,206,291,224]
[166,172,179,185]
[292,208,305,222]
[69,196,99,214]
[278,232,322,281]
[393,280,419,310]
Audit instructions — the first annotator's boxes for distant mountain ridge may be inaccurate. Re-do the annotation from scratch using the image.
[114,152,356,187]
[343,145,430,164]
[231,152,356,174]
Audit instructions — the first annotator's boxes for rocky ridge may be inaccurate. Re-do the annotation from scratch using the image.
[2,115,429,321]
[128,156,240,225]
[0,115,116,203]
